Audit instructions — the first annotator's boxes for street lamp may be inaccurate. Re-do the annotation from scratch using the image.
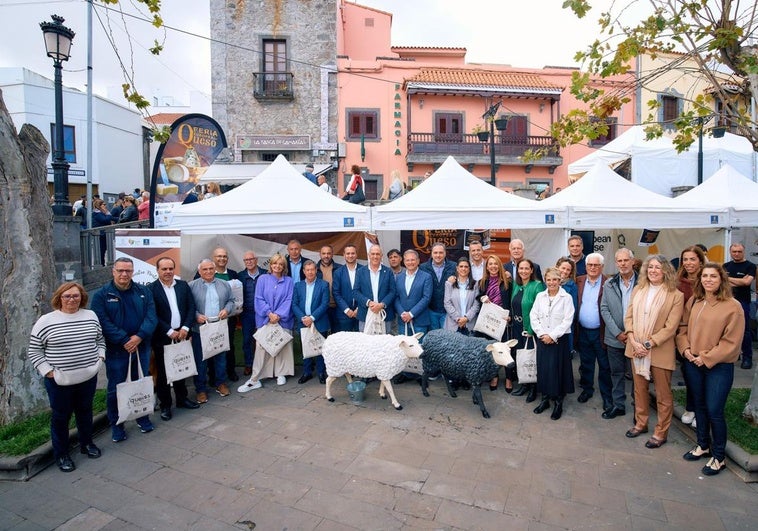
[696,114,723,185]
[40,14,75,216]
[482,101,502,187]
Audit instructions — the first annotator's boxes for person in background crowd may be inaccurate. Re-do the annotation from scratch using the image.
[318,174,332,194]
[420,242,457,331]
[75,198,88,229]
[530,267,575,420]
[204,182,222,198]
[505,239,544,282]
[677,263,744,476]
[723,243,755,370]
[387,249,404,279]
[91,198,114,265]
[511,258,546,402]
[624,255,684,449]
[477,254,512,391]
[110,192,126,219]
[72,195,85,216]
[444,257,480,334]
[294,260,330,385]
[285,239,306,282]
[599,248,637,420]
[137,191,150,220]
[468,240,485,282]
[238,253,295,391]
[567,235,587,277]
[28,282,105,472]
[302,163,318,185]
[388,169,404,200]
[240,250,266,376]
[343,164,366,204]
[315,244,342,337]
[676,245,707,427]
[91,257,157,443]
[332,244,363,332]
[119,195,138,223]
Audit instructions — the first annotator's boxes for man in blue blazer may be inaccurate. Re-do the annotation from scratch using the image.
[333,244,363,332]
[395,250,433,335]
[419,242,457,330]
[353,244,396,333]
[293,260,331,384]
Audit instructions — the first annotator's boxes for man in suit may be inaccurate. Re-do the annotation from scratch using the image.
[150,257,200,421]
[568,235,587,277]
[285,239,307,281]
[353,244,396,333]
[240,250,266,376]
[419,242,457,331]
[505,238,543,282]
[333,244,363,332]
[293,260,331,384]
[315,244,342,333]
[395,250,433,335]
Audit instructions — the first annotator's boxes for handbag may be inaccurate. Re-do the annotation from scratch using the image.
[403,322,424,375]
[254,323,293,356]
[53,358,102,386]
[199,318,230,360]
[116,353,155,424]
[300,324,325,359]
[473,302,509,340]
[228,279,244,317]
[163,339,198,384]
[363,309,387,335]
[516,335,537,384]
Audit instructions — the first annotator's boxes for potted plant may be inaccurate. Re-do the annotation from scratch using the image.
[494,117,509,131]
[472,124,489,142]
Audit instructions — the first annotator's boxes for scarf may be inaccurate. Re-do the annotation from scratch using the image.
[631,284,667,343]
[486,277,502,305]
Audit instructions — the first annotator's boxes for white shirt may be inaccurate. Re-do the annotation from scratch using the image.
[160,279,182,333]
[369,266,381,301]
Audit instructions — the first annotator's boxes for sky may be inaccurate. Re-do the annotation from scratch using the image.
[0,0,618,107]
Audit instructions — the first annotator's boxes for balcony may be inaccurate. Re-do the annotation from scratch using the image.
[407,132,562,169]
[253,72,294,100]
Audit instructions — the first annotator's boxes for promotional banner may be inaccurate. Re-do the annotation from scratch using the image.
[115,229,182,285]
[150,114,228,228]
[400,229,512,263]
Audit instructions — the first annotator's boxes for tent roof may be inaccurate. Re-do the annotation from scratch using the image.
[198,162,331,184]
[676,164,758,226]
[541,161,726,228]
[374,156,565,229]
[168,155,369,234]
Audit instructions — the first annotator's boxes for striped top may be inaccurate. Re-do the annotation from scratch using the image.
[28,309,106,377]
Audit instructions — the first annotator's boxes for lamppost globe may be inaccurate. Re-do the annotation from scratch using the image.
[40,15,75,216]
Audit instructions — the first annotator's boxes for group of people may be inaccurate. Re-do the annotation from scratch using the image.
[28,235,753,477]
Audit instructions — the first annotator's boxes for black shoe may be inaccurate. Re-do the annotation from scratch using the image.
[318,374,326,384]
[298,374,313,384]
[602,407,626,420]
[525,386,537,403]
[551,401,563,420]
[176,398,200,409]
[57,454,76,472]
[741,360,753,370]
[533,398,550,414]
[79,443,101,459]
[512,385,527,396]
[160,407,172,421]
[577,391,593,403]
[227,371,240,382]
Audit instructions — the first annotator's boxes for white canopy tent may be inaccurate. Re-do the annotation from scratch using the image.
[373,156,566,230]
[675,164,758,227]
[198,161,332,185]
[169,155,370,234]
[568,125,755,196]
[541,161,727,229]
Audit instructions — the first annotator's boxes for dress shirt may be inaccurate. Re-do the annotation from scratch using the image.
[160,279,182,333]
[204,281,220,316]
[578,277,602,328]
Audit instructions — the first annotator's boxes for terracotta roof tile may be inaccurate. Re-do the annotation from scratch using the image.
[146,112,187,125]
[405,68,563,92]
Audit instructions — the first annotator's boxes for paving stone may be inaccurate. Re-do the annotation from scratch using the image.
[188,516,246,531]
[0,481,88,529]
[339,476,399,510]
[345,454,429,491]
[661,499,727,530]
[237,499,322,530]
[435,498,525,529]
[57,507,116,530]
[111,492,203,529]
[504,487,543,521]
[569,481,628,515]
[392,489,442,520]
[314,518,361,531]
[173,452,258,486]
[540,497,632,530]
[625,493,667,522]
[420,470,477,505]
[369,441,430,469]
[171,479,259,523]
[237,470,311,506]
[295,487,406,530]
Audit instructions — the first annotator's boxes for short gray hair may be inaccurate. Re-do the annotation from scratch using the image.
[585,252,604,265]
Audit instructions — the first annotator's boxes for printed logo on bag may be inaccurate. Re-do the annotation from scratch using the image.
[128,392,153,413]
[171,353,194,371]
[208,331,225,348]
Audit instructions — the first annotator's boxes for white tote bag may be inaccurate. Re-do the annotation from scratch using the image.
[254,323,293,357]
[163,339,198,384]
[300,324,326,359]
[199,319,230,360]
[364,309,387,335]
[516,335,537,384]
[473,302,510,340]
[228,279,244,316]
[403,323,424,375]
[116,353,155,424]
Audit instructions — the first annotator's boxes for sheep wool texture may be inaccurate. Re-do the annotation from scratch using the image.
[322,332,412,381]
[422,329,498,385]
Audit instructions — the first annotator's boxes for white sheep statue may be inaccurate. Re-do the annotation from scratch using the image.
[322,332,424,410]
[420,329,518,418]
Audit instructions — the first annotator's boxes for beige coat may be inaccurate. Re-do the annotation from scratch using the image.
[675,296,743,368]
[624,286,684,370]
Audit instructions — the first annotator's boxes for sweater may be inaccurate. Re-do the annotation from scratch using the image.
[512,280,545,335]
[675,296,744,368]
[28,309,105,377]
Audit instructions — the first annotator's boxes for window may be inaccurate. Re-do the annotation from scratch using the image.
[657,91,683,128]
[499,115,528,141]
[589,117,617,147]
[255,38,292,98]
[347,110,379,140]
[435,113,463,142]
[49,124,76,163]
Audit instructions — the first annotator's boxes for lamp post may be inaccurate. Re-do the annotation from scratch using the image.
[697,116,705,186]
[482,101,501,186]
[40,15,75,216]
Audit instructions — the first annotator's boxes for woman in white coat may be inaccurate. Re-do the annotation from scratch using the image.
[443,257,481,334]
[529,267,575,420]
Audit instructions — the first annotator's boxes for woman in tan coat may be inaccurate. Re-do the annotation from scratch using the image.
[676,263,743,475]
[624,255,684,448]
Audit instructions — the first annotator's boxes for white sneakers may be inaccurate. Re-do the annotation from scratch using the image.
[237,379,261,393]
[277,375,287,386]
[681,410,695,424]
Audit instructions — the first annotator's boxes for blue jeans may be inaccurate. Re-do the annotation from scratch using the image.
[683,359,734,461]
[240,312,257,368]
[44,375,97,458]
[191,333,227,392]
[577,326,612,406]
[105,349,151,427]
[428,310,445,331]
[606,345,627,409]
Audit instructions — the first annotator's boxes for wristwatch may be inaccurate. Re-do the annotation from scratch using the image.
[643,340,653,350]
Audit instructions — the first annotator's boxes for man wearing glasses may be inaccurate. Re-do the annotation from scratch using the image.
[91,257,158,443]
[240,251,266,376]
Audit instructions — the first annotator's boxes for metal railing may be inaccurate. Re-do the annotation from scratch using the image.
[252,72,294,99]
[79,219,150,271]
[408,132,560,158]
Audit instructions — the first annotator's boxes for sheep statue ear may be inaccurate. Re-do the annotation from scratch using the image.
[485,344,494,352]
[413,332,424,340]
[505,339,519,348]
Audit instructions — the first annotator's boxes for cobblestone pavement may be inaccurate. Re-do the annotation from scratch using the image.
[1,361,756,530]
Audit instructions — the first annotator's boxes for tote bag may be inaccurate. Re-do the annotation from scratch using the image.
[403,323,424,375]
[254,323,293,357]
[199,319,230,360]
[163,339,197,384]
[116,353,155,424]
[228,279,244,316]
[300,324,325,359]
[473,302,509,340]
[516,335,537,384]
[364,309,387,335]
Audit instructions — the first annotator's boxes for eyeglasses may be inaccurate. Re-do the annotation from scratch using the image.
[214,255,228,259]
[586,263,602,267]
[243,258,257,261]
[61,294,81,300]
[114,269,134,274]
